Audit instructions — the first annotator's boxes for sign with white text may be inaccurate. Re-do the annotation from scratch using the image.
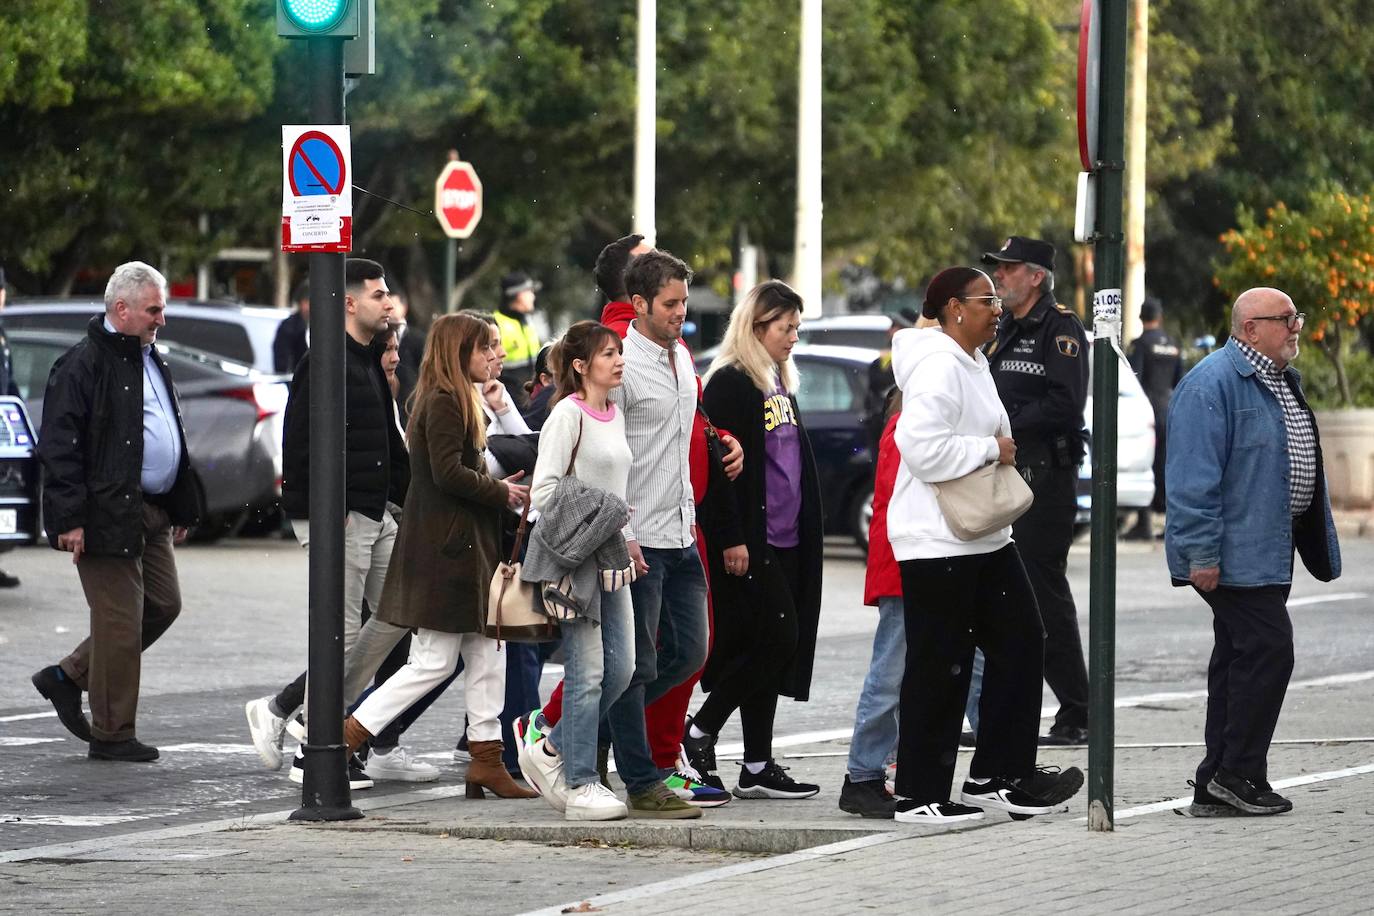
[280,125,353,253]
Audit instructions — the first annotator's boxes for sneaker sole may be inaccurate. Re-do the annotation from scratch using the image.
[564,806,628,821]
[365,767,440,783]
[732,785,820,800]
[1205,780,1292,815]
[244,701,284,771]
[959,789,1052,815]
[1176,802,1243,818]
[684,795,732,808]
[628,807,704,819]
[838,800,896,820]
[894,809,984,825]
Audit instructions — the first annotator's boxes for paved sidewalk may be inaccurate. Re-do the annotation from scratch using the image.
[3,679,1371,914]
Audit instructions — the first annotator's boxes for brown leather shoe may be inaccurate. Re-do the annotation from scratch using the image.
[465,739,538,799]
[343,715,372,754]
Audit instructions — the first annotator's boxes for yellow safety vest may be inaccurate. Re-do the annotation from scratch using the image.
[493,310,541,367]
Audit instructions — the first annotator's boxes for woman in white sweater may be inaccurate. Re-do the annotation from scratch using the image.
[888,266,1082,826]
[518,320,637,822]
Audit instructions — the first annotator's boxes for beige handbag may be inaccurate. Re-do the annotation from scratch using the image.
[931,427,1033,540]
[485,497,559,644]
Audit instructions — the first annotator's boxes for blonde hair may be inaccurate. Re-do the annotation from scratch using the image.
[705,280,802,394]
[408,313,489,449]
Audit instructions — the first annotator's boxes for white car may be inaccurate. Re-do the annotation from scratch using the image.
[1079,345,1157,524]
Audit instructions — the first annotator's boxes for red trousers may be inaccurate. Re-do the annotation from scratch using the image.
[541,529,714,769]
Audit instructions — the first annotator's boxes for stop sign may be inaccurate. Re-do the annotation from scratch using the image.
[435,160,483,239]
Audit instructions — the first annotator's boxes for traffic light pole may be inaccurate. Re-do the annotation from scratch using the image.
[1087,0,1129,833]
[290,33,360,823]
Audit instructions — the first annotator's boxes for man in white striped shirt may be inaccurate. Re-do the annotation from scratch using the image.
[602,249,718,817]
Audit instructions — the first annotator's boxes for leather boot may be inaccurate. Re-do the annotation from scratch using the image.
[466,739,538,799]
[343,715,372,755]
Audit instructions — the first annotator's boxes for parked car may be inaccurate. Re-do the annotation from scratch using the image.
[0,396,43,553]
[4,299,288,373]
[7,329,288,540]
[795,314,900,349]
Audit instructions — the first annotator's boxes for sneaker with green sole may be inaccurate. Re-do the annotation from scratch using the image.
[628,782,703,819]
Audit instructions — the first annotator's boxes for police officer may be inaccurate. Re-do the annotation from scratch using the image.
[982,236,1091,746]
[493,271,544,408]
[1126,297,1183,540]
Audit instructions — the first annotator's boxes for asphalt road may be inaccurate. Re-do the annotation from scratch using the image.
[2,534,1371,853]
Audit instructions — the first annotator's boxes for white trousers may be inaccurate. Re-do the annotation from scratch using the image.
[351,628,505,742]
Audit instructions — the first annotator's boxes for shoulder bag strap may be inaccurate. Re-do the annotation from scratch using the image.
[564,412,584,476]
[507,496,530,565]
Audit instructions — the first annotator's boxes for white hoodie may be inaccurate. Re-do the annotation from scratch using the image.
[887,326,1014,560]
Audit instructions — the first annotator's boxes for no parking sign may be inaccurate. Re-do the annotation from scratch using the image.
[280,125,353,253]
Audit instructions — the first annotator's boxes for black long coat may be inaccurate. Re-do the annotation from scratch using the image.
[698,364,824,701]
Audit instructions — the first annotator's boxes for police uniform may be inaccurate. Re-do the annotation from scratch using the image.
[985,285,1091,739]
[1129,325,1183,514]
[494,272,544,407]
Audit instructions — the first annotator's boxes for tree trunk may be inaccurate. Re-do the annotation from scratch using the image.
[1319,327,1353,407]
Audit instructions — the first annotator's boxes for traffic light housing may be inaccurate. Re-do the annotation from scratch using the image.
[277,0,359,38]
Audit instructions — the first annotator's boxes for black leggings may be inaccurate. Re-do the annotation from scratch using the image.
[895,544,1045,804]
[693,545,800,762]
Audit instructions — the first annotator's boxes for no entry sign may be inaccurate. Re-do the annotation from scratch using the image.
[281,124,353,253]
[435,160,483,239]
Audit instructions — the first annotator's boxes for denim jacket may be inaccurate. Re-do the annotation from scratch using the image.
[1164,339,1340,587]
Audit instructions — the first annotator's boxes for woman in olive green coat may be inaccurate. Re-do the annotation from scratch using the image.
[343,313,535,798]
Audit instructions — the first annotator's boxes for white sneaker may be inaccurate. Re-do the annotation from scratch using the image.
[523,737,569,813]
[284,714,306,744]
[364,746,440,782]
[893,800,985,826]
[565,782,628,821]
[244,696,285,770]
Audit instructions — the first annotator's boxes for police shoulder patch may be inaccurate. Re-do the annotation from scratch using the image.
[1055,335,1080,357]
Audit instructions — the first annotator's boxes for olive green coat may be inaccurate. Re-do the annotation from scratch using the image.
[376,391,508,633]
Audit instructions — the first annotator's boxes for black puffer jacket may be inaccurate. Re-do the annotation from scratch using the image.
[38,317,203,557]
[281,333,409,520]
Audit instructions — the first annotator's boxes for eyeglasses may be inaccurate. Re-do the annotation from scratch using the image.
[1250,312,1306,330]
[962,295,1003,309]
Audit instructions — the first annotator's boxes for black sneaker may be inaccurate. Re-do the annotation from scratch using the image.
[893,799,985,825]
[287,751,374,790]
[681,718,720,787]
[31,665,92,742]
[1011,765,1084,806]
[1038,724,1089,746]
[959,730,977,748]
[1176,779,1242,818]
[838,775,897,819]
[733,761,819,799]
[88,738,159,762]
[960,776,1055,815]
[1207,768,1292,815]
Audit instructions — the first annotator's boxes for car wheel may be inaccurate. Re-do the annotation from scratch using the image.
[191,510,246,543]
[850,485,874,551]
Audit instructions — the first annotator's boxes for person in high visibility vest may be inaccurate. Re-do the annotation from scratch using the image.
[494,272,543,407]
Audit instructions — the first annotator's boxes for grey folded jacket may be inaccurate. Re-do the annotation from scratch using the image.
[520,475,631,625]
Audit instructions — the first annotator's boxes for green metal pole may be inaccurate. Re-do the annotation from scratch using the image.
[1088,0,1129,833]
[445,237,457,313]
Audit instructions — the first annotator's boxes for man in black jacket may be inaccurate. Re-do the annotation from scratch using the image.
[272,280,310,374]
[982,236,1092,747]
[30,261,202,762]
[243,258,422,785]
[1126,297,1183,540]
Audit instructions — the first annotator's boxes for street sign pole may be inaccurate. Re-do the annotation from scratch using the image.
[290,31,360,824]
[1087,0,1129,833]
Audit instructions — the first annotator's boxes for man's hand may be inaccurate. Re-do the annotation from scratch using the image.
[482,378,508,413]
[722,543,749,577]
[57,527,85,564]
[1190,566,1220,593]
[627,540,651,576]
[720,434,744,480]
[172,527,189,545]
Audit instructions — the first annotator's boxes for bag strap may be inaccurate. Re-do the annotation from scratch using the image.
[507,497,530,565]
[565,412,584,476]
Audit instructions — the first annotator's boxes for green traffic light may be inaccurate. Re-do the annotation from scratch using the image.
[281,0,350,32]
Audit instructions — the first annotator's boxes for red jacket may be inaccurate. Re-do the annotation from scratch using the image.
[600,301,713,504]
[863,413,902,605]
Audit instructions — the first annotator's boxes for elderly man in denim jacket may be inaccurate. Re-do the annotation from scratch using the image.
[1165,287,1341,818]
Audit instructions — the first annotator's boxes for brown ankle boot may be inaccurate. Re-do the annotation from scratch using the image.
[343,715,371,755]
[465,739,538,799]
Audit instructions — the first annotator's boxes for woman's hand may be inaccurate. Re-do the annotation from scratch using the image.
[503,471,529,509]
[482,378,509,413]
[996,436,1017,466]
[722,544,749,577]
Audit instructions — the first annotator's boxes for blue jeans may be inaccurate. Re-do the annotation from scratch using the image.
[605,545,709,793]
[965,648,986,736]
[846,596,905,782]
[548,587,634,789]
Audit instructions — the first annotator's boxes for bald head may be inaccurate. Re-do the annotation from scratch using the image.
[1231,287,1301,366]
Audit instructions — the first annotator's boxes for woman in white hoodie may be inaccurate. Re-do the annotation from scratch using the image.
[888,266,1083,826]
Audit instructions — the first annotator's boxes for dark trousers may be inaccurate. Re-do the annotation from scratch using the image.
[694,545,800,762]
[60,502,182,741]
[1012,466,1089,730]
[1195,583,1294,787]
[895,544,1044,805]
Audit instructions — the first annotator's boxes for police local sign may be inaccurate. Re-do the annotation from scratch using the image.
[435,160,483,239]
